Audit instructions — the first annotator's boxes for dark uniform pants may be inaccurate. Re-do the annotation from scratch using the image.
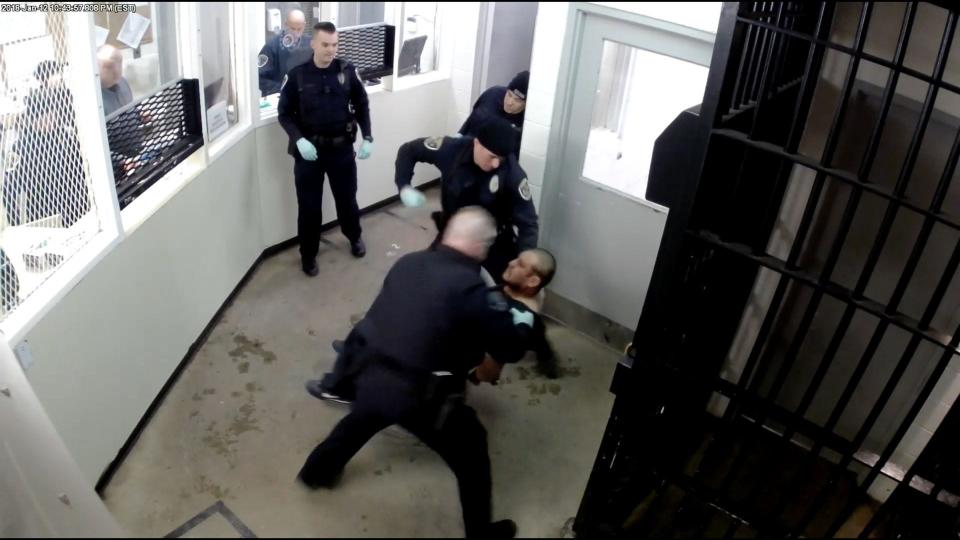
[299,402,493,538]
[294,144,361,263]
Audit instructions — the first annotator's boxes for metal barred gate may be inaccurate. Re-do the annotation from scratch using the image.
[574,2,960,537]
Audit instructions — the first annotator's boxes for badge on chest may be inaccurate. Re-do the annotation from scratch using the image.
[489,175,499,194]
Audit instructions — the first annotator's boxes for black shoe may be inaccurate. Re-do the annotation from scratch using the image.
[483,520,517,539]
[306,379,351,404]
[302,260,318,277]
[332,340,345,354]
[350,239,366,258]
[296,470,341,490]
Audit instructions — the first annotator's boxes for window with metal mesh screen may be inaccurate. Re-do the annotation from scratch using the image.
[106,79,203,209]
[338,23,396,80]
[0,13,101,322]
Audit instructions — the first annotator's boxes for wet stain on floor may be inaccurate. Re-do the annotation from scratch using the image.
[201,392,262,461]
[229,334,278,365]
[194,474,231,500]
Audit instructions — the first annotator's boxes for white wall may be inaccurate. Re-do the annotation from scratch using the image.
[447,2,481,134]
[257,81,454,246]
[22,137,263,483]
[518,2,569,210]
[483,2,538,91]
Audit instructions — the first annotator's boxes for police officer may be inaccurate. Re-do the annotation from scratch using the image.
[297,207,531,539]
[308,246,559,404]
[458,70,528,156]
[278,21,373,276]
[395,117,539,281]
[258,10,312,97]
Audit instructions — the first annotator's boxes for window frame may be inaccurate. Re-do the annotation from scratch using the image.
[0,12,123,344]
[193,2,254,159]
[387,1,451,93]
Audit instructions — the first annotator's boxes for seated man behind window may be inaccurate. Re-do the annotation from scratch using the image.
[259,9,311,97]
[97,45,133,117]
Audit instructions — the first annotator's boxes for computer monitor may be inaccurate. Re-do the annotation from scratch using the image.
[397,34,428,77]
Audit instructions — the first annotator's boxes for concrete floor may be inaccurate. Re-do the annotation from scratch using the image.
[101,189,620,538]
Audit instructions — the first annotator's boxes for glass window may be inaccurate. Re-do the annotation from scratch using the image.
[0,13,104,321]
[398,2,438,77]
[582,40,709,199]
[260,3,319,103]
[337,2,386,27]
[93,2,180,119]
[199,2,239,142]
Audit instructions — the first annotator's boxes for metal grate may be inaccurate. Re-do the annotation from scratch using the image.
[577,2,960,538]
[0,13,100,321]
[337,23,395,80]
[106,79,203,210]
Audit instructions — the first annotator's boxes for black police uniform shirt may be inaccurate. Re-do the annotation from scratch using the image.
[351,246,533,418]
[501,291,556,372]
[277,58,372,157]
[394,135,539,250]
[258,32,312,97]
[459,86,524,154]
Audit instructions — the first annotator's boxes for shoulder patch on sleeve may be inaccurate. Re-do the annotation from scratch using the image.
[424,136,444,151]
[518,178,531,201]
[258,54,269,68]
[486,290,509,312]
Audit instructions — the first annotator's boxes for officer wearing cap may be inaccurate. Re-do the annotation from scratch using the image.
[459,70,529,155]
[258,9,312,97]
[394,117,539,281]
[279,21,373,276]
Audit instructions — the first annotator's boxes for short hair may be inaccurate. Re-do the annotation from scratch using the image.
[444,206,497,250]
[287,9,306,24]
[528,248,556,289]
[97,44,122,63]
[314,21,337,34]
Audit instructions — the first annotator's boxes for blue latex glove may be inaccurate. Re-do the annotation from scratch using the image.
[357,139,373,159]
[296,137,317,161]
[400,186,426,208]
[511,307,534,328]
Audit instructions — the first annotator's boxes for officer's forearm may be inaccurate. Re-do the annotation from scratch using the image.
[259,76,280,97]
[355,107,372,139]
[394,141,420,189]
[277,116,304,142]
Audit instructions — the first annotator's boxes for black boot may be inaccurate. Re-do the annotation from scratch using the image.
[350,239,366,258]
[482,520,517,539]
